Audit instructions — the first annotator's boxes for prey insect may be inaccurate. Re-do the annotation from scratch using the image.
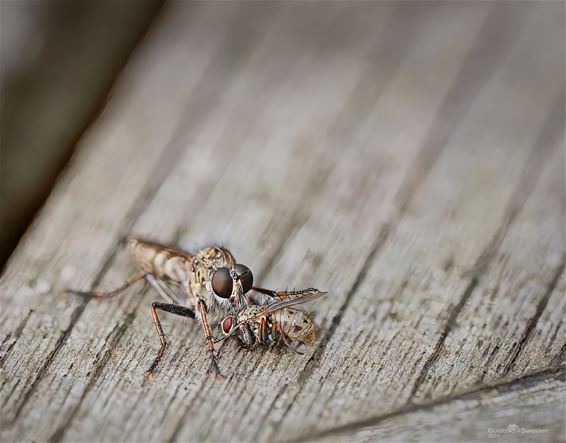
[66,238,324,379]
[218,288,326,352]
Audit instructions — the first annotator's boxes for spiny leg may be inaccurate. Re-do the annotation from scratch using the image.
[252,286,321,298]
[197,300,224,380]
[251,286,279,298]
[145,302,195,378]
[66,272,146,299]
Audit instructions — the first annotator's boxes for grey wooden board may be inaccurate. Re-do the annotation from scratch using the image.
[306,368,566,443]
[0,2,564,442]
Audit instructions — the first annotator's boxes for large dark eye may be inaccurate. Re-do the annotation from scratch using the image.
[234,264,253,293]
[212,267,232,298]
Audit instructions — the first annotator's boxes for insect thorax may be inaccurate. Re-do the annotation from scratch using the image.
[190,246,236,322]
[231,306,269,346]
[128,239,238,322]
[237,306,265,324]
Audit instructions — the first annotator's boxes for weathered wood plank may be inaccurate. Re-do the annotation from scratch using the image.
[305,368,566,443]
[1,0,279,431]
[1,2,392,440]
[51,3,410,441]
[0,2,563,443]
[412,111,565,399]
[243,4,565,440]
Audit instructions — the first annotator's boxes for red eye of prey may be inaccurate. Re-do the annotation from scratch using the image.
[221,316,234,335]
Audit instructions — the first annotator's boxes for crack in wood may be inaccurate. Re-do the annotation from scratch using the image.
[166,378,210,443]
[48,311,138,443]
[550,342,566,369]
[272,5,537,418]
[3,234,129,423]
[480,344,500,383]
[0,380,20,412]
[8,303,84,423]
[299,223,391,385]
[548,316,563,354]
[0,309,34,368]
[294,366,566,442]
[260,4,528,433]
[409,275,480,400]
[409,89,566,400]
[251,383,288,442]
[502,258,565,376]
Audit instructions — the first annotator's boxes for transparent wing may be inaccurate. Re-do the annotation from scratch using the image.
[257,288,327,316]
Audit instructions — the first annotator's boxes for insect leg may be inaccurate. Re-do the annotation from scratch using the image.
[259,317,268,345]
[251,287,281,298]
[282,338,304,354]
[144,302,195,378]
[239,323,256,349]
[252,286,322,298]
[144,273,182,304]
[197,300,224,380]
[66,272,146,299]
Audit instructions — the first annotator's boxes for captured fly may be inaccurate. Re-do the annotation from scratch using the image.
[218,288,326,351]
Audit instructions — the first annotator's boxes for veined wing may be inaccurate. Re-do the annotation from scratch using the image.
[127,237,194,260]
[256,288,327,316]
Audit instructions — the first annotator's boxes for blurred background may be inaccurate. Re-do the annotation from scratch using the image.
[0,0,163,270]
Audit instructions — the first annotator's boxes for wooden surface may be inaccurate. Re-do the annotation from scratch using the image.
[1,2,564,442]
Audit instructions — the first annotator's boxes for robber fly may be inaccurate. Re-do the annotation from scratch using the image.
[67,238,323,380]
[218,288,326,351]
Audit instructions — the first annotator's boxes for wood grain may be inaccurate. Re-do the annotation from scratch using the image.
[304,368,566,443]
[1,2,564,442]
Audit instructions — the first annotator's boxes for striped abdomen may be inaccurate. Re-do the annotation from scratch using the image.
[272,308,317,344]
[126,238,193,283]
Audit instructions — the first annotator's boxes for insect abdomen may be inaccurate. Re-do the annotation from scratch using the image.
[274,308,316,344]
[127,238,192,283]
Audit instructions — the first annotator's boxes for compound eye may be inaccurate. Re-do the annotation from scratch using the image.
[221,316,234,335]
[212,267,232,298]
[234,264,253,293]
